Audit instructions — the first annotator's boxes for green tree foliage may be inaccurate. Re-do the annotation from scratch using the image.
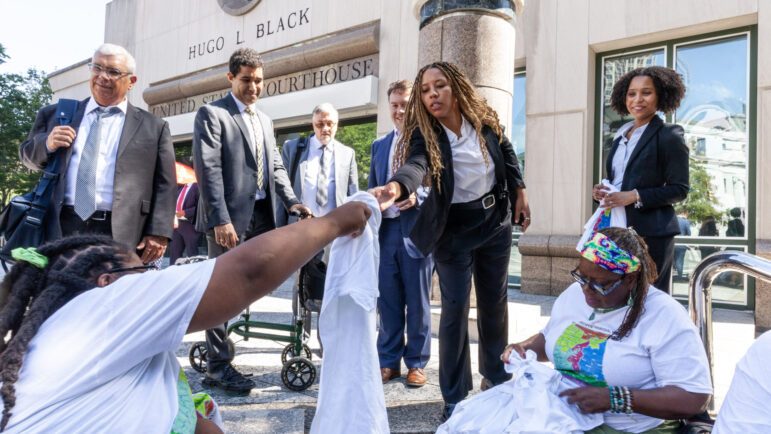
[335,122,375,191]
[0,43,54,205]
[677,157,720,225]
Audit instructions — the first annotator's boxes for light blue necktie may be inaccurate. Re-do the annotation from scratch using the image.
[74,107,118,220]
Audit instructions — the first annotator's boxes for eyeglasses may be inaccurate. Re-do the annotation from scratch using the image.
[88,63,132,80]
[313,121,337,129]
[106,264,158,274]
[570,267,625,296]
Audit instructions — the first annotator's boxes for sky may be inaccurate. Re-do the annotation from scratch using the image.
[0,1,111,75]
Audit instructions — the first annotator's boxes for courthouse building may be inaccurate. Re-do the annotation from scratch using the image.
[48,0,771,328]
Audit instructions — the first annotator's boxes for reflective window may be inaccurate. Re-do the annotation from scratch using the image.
[509,72,526,286]
[511,73,526,171]
[671,244,747,304]
[674,35,749,241]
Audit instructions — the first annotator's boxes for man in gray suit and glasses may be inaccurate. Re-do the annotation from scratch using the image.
[193,47,310,395]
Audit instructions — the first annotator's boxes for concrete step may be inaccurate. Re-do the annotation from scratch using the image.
[220,407,304,434]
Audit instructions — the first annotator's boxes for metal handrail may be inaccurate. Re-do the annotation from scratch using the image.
[688,250,771,409]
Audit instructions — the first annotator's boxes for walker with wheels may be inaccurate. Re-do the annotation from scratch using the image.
[187,235,326,392]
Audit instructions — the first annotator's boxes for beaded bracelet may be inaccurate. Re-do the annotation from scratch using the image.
[608,386,635,414]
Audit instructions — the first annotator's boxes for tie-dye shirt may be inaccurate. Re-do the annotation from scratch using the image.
[542,283,712,433]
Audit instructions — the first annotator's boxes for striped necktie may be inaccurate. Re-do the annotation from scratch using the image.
[243,106,265,191]
[316,144,330,208]
[74,107,118,220]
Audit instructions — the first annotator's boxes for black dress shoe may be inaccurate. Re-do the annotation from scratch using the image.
[442,402,456,421]
[202,364,256,396]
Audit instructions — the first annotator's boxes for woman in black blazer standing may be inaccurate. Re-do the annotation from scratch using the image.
[372,62,530,419]
[594,66,688,293]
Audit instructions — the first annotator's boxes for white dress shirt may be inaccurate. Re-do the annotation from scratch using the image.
[230,92,268,200]
[63,98,127,210]
[302,135,337,217]
[610,120,649,191]
[441,116,496,203]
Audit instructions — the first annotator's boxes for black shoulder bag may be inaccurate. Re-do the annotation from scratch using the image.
[0,99,79,267]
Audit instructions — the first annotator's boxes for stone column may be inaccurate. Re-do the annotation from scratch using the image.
[412,0,522,134]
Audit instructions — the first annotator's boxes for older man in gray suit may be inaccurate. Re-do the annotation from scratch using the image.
[193,48,310,395]
[20,43,175,263]
[277,103,358,227]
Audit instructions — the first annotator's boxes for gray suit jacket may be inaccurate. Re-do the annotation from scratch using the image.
[193,95,299,235]
[19,97,176,247]
[276,134,358,227]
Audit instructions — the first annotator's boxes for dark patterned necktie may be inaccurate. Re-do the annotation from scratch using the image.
[74,107,118,220]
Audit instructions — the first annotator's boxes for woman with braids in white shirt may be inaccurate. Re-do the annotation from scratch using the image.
[503,227,712,433]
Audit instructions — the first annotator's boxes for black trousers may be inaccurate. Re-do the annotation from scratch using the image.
[434,201,512,404]
[204,199,275,374]
[643,234,675,293]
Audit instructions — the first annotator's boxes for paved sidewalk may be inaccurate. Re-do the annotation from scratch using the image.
[177,278,757,433]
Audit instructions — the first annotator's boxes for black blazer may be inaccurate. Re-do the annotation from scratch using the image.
[19,98,177,247]
[390,123,525,256]
[605,115,689,237]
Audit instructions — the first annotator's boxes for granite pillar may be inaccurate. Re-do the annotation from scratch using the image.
[414,0,519,133]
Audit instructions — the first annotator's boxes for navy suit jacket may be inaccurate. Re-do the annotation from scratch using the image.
[605,115,689,237]
[176,183,199,224]
[368,131,424,259]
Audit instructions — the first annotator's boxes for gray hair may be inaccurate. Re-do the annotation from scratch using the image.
[94,43,136,74]
[312,103,338,119]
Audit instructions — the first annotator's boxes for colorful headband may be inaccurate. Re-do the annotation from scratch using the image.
[580,232,641,275]
[11,247,49,269]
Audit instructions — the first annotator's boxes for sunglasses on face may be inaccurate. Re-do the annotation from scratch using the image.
[105,264,158,274]
[570,267,625,296]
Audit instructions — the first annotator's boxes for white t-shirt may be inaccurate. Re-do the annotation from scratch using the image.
[542,283,712,433]
[3,260,215,433]
[713,330,771,433]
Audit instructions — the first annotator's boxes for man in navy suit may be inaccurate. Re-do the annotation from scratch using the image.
[169,182,200,264]
[369,80,434,387]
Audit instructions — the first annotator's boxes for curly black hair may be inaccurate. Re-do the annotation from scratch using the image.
[610,66,686,115]
[0,235,131,430]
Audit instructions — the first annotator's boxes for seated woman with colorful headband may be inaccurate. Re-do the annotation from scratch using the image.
[0,202,370,433]
[503,227,712,433]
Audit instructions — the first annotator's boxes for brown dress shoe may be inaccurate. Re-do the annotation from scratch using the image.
[406,368,426,387]
[381,367,401,383]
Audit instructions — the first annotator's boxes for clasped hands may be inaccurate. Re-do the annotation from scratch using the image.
[593,184,637,209]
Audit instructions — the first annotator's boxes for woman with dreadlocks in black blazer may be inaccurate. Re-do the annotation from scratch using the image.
[372,61,530,420]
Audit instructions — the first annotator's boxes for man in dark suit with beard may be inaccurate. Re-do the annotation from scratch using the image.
[193,47,310,395]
